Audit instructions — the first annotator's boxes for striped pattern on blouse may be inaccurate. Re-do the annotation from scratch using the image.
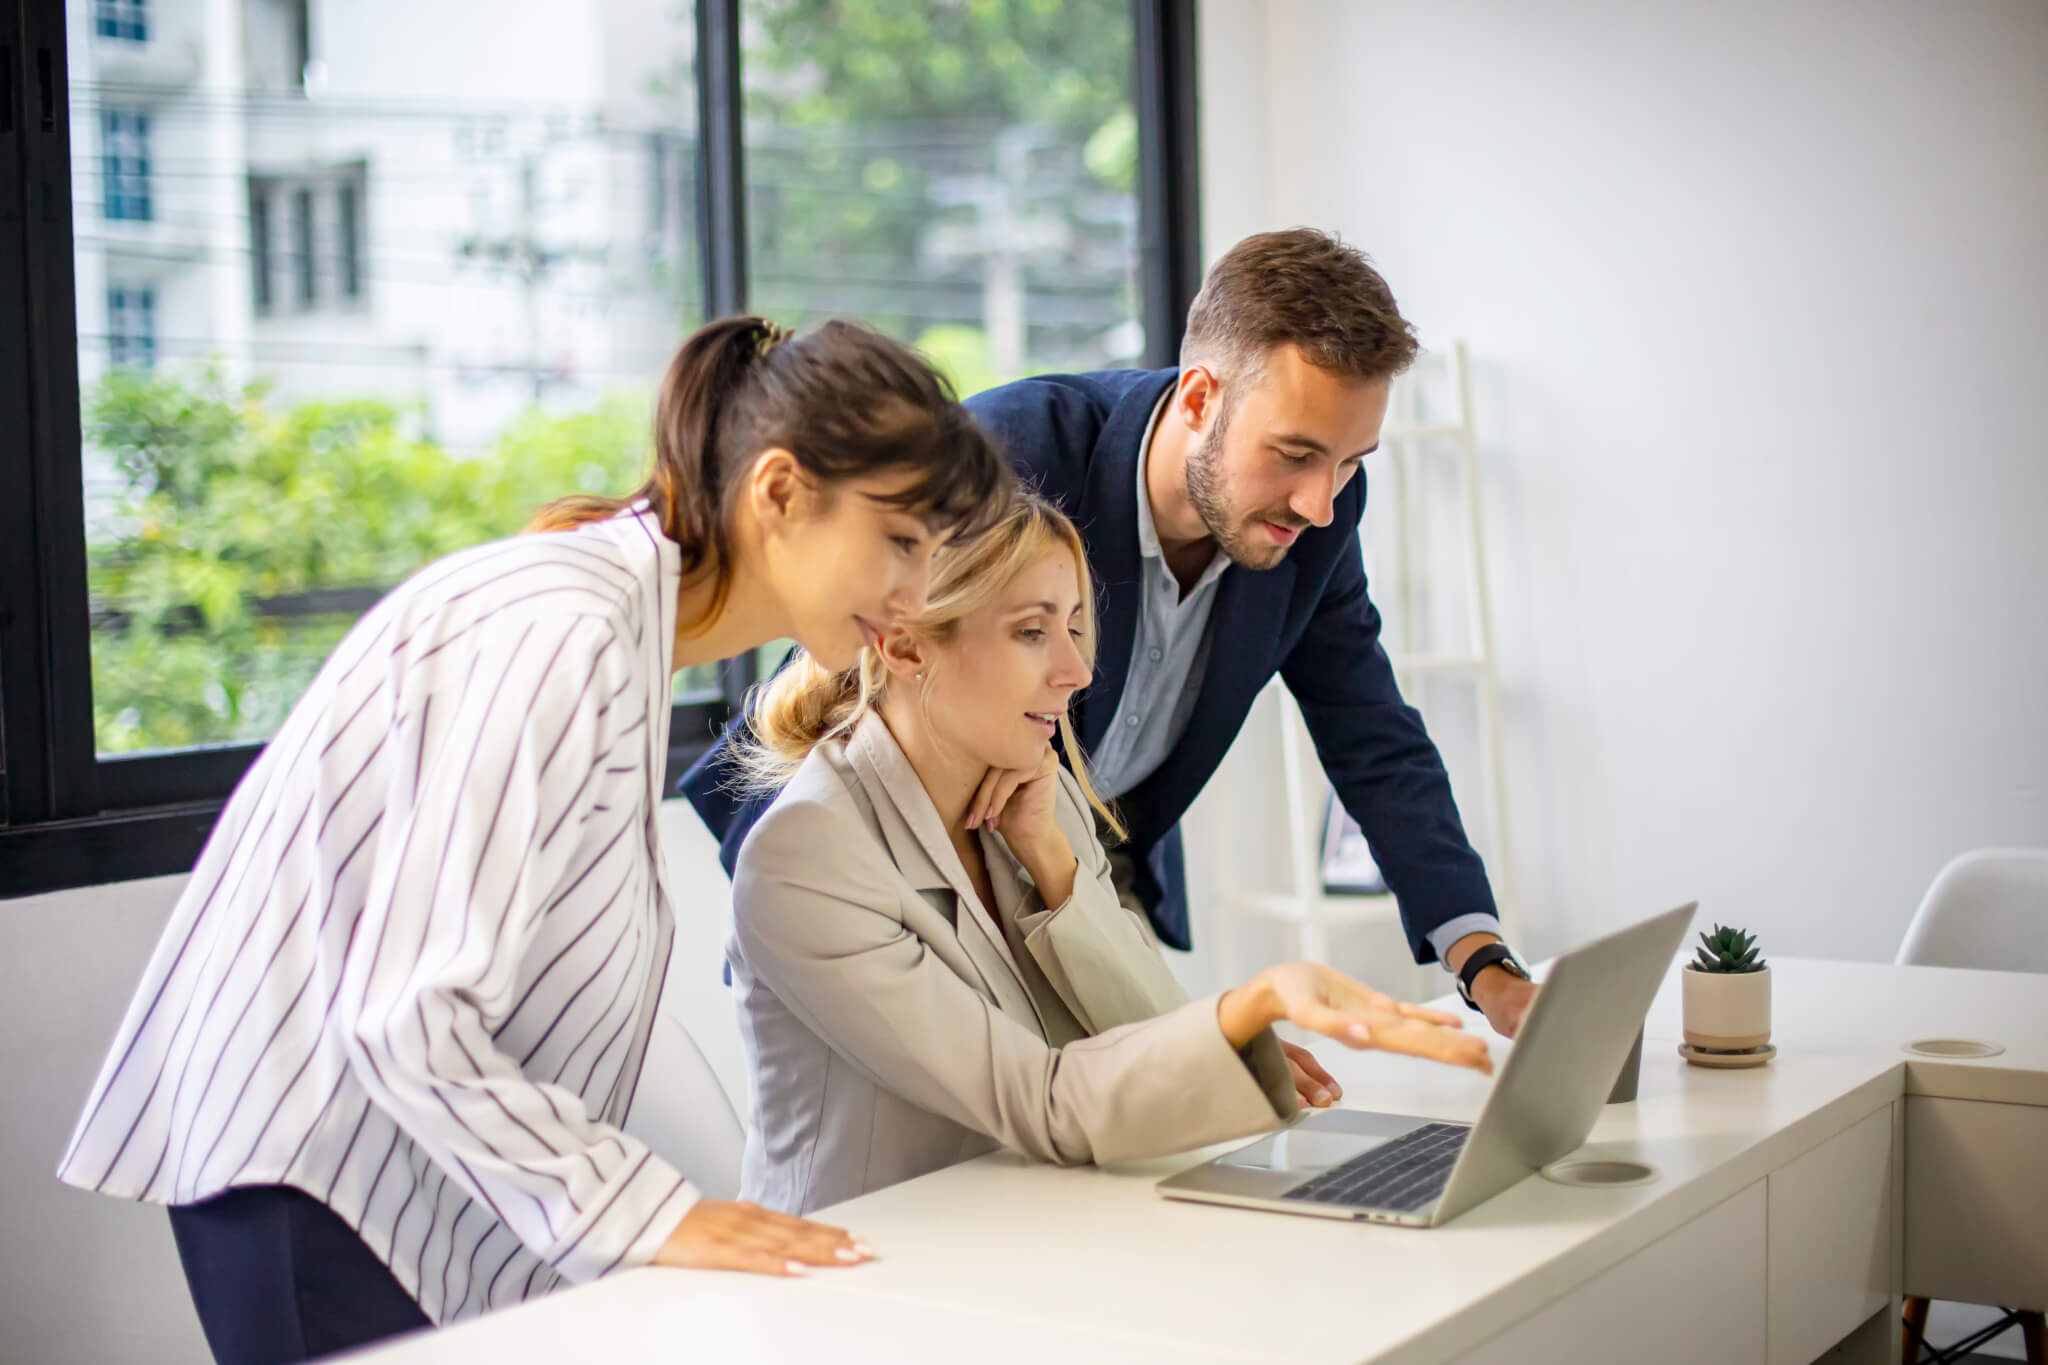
[58,505,697,1324]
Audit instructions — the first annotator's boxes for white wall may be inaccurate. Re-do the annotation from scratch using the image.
[1189,0,2048,972]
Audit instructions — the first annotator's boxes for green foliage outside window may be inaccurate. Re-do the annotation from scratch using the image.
[86,368,663,754]
[739,0,1140,381]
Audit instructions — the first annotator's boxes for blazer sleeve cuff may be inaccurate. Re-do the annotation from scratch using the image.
[1156,993,1300,1145]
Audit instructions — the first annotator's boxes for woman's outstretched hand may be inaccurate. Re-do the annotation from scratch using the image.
[654,1198,876,1277]
[1219,963,1494,1078]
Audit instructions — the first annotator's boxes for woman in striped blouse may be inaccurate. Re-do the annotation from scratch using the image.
[58,316,1012,1363]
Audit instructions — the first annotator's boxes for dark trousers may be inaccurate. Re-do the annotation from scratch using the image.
[169,1185,431,1365]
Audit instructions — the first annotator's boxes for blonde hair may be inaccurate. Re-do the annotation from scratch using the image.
[740,492,1124,840]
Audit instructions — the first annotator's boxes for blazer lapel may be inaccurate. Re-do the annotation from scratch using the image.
[1074,371,1177,755]
[845,716,1039,1023]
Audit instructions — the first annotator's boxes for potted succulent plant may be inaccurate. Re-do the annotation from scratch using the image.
[1682,924,1772,1053]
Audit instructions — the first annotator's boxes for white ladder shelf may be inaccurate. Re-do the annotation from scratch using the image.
[1237,341,1518,972]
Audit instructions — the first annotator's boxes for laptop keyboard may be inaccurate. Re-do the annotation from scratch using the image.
[1280,1122,1471,1213]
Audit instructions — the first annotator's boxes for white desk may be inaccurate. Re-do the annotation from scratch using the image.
[363,958,2047,1365]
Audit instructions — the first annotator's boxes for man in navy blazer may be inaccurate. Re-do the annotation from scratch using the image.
[684,229,1538,1039]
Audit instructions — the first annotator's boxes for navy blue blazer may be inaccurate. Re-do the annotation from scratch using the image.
[681,368,1497,960]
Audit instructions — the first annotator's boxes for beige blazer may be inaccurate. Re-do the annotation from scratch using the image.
[727,710,1296,1215]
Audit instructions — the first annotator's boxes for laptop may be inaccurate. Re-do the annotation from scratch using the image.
[1156,902,1695,1227]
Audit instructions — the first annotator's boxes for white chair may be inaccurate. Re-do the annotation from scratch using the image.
[1895,848,2048,1365]
[1895,848,2048,973]
[624,1012,745,1202]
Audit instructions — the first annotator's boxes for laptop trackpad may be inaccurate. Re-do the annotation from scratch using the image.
[1213,1110,1434,1175]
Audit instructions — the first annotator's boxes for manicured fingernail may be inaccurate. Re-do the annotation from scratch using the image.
[1348,1023,1370,1041]
[786,1260,808,1275]
[835,1247,861,1262]
[1314,1089,1331,1105]
[853,1241,876,1256]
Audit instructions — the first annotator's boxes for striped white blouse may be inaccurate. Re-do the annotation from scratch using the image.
[58,504,699,1324]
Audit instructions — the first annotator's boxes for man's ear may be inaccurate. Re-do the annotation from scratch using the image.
[1176,364,1221,434]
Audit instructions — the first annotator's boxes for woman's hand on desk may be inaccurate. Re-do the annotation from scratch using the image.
[655,1198,876,1277]
[1218,964,1495,1078]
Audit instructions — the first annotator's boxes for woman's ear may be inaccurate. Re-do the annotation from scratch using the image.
[744,448,811,532]
[875,628,928,683]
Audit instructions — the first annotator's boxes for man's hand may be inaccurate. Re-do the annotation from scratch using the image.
[1281,1040,1342,1109]
[1470,968,1538,1039]
[1445,932,1540,1039]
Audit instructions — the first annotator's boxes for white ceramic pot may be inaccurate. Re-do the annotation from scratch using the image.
[1682,966,1772,1050]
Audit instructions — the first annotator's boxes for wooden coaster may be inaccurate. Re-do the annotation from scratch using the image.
[1679,1042,1776,1069]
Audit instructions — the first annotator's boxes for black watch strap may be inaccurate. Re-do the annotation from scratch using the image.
[1455,943,1527,1011]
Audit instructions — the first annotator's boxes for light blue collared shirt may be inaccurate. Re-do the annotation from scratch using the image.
[1087,394,1229,805]
[1090,394,1501,971]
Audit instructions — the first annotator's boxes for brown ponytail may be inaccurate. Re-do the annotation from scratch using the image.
[530,315,1012,635]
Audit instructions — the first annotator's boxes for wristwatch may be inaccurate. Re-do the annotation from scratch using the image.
[1455,942,1530,1012]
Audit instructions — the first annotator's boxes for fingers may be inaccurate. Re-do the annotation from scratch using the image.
[1286,1053,1332,1108]
[658,1199,878,1277]
[1392,1000,1467,1028]
[1360,1015,1495,1075]
[761,1209,868,1268]
[964,768,1005,830]
[1291,1003,1493,1076]
[968,768,1027,830]
[1281,1040,1341,1106]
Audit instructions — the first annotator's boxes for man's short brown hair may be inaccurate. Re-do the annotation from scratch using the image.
[1181,228,1420,388]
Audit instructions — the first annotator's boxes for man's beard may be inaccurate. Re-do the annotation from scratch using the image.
[1185,413,1302,571]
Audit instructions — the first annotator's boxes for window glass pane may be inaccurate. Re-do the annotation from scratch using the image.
[741,0,1144,398]
[73,1,706,756]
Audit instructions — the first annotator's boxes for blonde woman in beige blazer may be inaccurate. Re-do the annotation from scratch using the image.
[726,494,1493,1215]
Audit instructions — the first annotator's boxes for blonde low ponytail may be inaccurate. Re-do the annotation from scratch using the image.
[732,650,884,792]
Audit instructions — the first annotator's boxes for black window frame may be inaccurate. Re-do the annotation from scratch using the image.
[0,0,1202,899]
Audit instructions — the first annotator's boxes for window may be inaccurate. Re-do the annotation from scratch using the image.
[337,178,362,301]
[105,288,156,369]
[95,0,146,42]
[249,168,366,314]
[742,0,1144,394]
[249,180,274,314]
[290,186,315,308]
[99,110,152,222]
[0,1,1196,897]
